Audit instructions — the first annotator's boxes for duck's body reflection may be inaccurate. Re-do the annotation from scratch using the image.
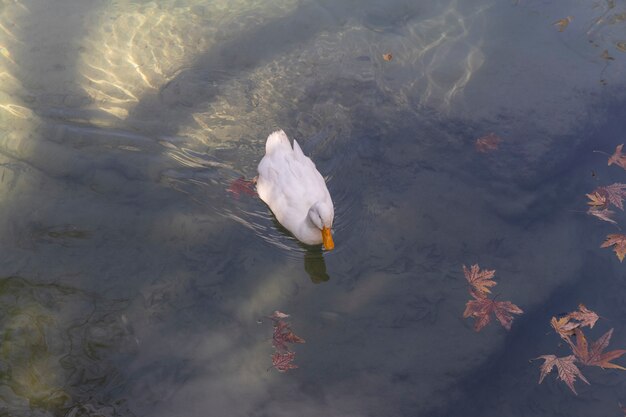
[270,216,331,283]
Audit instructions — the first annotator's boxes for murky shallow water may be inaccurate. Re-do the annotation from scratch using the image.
[1,0,626,416]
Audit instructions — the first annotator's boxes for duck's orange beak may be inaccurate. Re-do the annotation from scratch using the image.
[322,226,334,251]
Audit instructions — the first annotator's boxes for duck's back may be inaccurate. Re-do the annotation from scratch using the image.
[257,130,331,232]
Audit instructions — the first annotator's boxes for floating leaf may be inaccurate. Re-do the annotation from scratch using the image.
[587,191,609,209]
[601,49,616,60]
[271,352,298,372]
[475,133,501,153]
[463,297,523,331]
[227,177,256,198]
[270,311,290,320]
[601,234,626,261]
[592,183,626,210]
[607,144,626,170]
[267,311,304,372]
[382,53,393,61]
[536,355,589,395]
[588,207,617,225]
[463,264,497,299]
[553,16,573,32]
[551,305,600,340]
[568,304,599,329]
[551,316,579,339]
[568,328,626,370]
[617,41,626,53]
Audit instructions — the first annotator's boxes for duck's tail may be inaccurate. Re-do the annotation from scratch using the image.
[265,130,291,154]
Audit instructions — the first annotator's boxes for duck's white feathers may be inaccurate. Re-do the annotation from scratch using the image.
[257,130,333,244]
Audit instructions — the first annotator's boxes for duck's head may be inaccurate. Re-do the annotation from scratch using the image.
[308,202,335,250]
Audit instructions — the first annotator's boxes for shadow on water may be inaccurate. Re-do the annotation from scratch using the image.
[0,276,136,416]
[269,215,331,283]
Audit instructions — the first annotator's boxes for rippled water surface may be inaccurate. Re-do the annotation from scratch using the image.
[1,0,626,416]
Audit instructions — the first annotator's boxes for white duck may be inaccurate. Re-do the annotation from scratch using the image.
[256,130,335,250]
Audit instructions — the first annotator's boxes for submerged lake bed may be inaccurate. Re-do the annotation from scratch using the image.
[0,0,626,416]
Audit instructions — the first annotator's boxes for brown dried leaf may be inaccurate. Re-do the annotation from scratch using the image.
[463,264,497,299]
[568,304,599,329]
[463,297,523,331]
[569,328,626,370]
[588,207,618,225]
[382,53,393,61]
[552,305,600,339]
[475,133,501,153]
[608,144,626,170]
[593,183,626,210]
[601,234,626,261]
[551,316,579,339]
[537,355,589,395]
[586,191,609,209]
[554,16,573,32]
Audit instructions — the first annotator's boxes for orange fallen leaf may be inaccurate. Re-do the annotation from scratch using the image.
[586,191,609,209]
[608,144,626,170]
[553,16,573,32]
[536,354,589,395]
[568,328,626,370]
[463,297,523,331]
[475,133,501,153]
[601,234,626,261]
[382,53,393,61]
[463,264,497,299]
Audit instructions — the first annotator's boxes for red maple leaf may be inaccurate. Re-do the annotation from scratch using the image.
[568,328,626,370]
[272,320,305,352]
[463,264,497,299]
[608,144,626,170]
[267,311,305,372]
[227,177,256,198]
[536,355,589,395]
[475,133,501,153]
[271,352,298,372]
[463,297,523,331]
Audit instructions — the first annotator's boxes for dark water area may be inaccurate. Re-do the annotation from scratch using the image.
[1,0,626,416]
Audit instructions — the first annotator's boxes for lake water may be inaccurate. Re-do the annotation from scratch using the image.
[1,0,626,416]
